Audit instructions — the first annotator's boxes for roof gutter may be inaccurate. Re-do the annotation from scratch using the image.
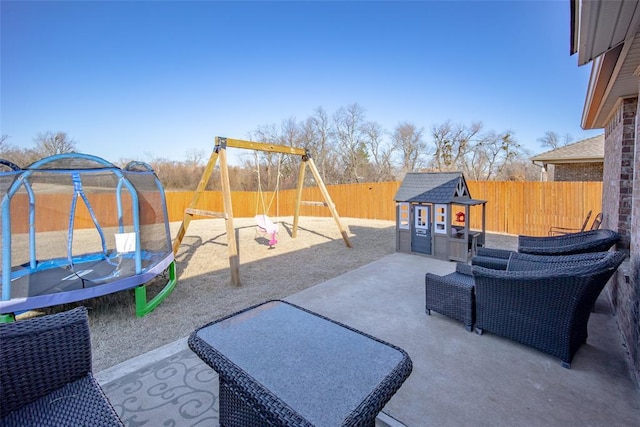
[570,0,579,55]
[531,158,604,164]
[581,44,622,129]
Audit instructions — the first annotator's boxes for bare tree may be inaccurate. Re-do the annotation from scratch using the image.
[0,135,16,168]
[496,155,540,181]
[333,103,369,183]
[430,121,482,171]
[185,148,206,168]
[277,117,303,189]
[537,131,573,149]
[392,122,426,174]
[0,135,12,161]
[0,135,41,167]
[362,121,394,182]
[301,107,340,185]
[246,124,274,192]
[466,130,520,180]
[34,131,77,156]
[248,118,304,192]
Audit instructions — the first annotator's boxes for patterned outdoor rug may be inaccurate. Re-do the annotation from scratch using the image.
[101,349,219,426]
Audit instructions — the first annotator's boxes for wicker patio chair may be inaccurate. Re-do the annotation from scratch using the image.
[472,229,620,269]
[588,212,603,231]
[426,263,476,331]
[549,211,593,236]
[548,210,592,236]
[0,307,123,426]
[472,250,626,368]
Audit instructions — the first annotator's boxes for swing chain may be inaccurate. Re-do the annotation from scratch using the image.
[255,152,283,217]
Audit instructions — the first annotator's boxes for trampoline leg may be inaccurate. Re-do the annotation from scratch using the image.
[0,313,16,323]
[134,261,178,317]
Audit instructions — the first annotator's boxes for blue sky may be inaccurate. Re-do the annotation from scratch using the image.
[1,1,601,165]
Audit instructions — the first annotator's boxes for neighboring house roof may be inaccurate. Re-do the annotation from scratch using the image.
[394,172,472,203]
[531,134,604,164]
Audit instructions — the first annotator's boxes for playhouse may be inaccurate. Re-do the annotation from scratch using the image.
[394,172,486,262]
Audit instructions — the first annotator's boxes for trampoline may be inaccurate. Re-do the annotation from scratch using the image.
[0,153,177,321]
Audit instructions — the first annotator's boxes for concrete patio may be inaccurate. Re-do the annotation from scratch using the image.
[96,251,640,426]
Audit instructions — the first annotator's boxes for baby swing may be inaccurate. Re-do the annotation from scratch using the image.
[254,153,282,248]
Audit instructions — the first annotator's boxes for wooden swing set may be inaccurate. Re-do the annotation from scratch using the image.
[172,136,352,286]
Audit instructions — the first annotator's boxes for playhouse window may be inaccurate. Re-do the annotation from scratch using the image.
[434,204,447,234]
[415,206,428,228]
[398,203,409,230]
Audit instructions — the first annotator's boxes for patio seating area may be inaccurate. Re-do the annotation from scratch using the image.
[93,240,640,426]
[428,249,626,368]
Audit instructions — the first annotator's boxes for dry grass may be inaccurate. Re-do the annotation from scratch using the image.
[27,216,397,371]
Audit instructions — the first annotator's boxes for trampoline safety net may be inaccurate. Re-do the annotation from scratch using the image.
[0,153,176,319]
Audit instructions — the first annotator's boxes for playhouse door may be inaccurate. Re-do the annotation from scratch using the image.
[411,205,432,254]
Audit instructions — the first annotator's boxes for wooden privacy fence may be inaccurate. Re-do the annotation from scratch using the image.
[465,181,603,236]
[10,181,603,237]
[164,181,601,237]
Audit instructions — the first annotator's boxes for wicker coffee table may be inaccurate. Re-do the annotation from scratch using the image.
[189,300,413,426]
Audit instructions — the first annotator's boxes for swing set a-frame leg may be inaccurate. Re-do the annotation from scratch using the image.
[293,160,306,239]
[308,158,352,248]
[173,139,241,286]
[172,150,220,255]
[293,156,352,248]
[218,144,241,286]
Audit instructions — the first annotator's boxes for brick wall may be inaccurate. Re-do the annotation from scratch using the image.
[553,163,603,181]
[603,97,635,249]
[632,95,640,387]
[603,96,639,385]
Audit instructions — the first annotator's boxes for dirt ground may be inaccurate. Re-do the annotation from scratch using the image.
[58,216,398,371]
